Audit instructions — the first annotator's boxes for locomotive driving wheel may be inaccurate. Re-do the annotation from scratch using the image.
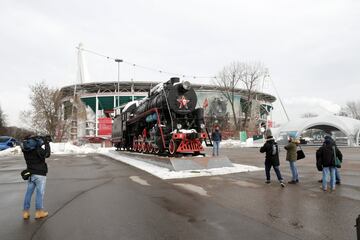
[143,142,148,153]
[148,142,154,153]
[137,135,143,153]
[154,144,160,154]
[168,139,177,155]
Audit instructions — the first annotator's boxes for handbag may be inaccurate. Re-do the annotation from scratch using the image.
[296,145,305,160]
[333,146,341,168]
[21,169,31,180]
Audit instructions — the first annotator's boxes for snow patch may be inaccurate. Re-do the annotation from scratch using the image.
[129,176,150,186]
[100,150,263,180]
[50,142,113,155]
[173,183,208,196]
[0,146,22,157]
[220,139,263,148]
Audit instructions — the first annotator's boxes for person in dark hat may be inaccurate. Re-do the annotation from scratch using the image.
[260,135,285,187]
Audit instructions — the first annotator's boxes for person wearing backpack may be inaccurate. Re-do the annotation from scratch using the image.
[317,136,343,185]
[316,136,342,192]
[284,137,300,184]
[21,135,51,220]
[260,135,285,187]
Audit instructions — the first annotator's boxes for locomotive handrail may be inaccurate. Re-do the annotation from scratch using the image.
[155,108,166,150]
[162,88,174,132]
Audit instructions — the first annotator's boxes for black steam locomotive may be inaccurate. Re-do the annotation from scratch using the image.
[111,77,212,155]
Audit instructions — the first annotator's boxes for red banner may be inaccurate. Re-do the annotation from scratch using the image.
[98,118,112,136]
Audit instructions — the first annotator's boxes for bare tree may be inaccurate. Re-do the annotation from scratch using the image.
[214,62,267,131]
[214,62,243,130]
[240,63,268,131]
[0,104,6,134]
[345,101,360,120]
[3,126,34,140]
[24,82,66,140]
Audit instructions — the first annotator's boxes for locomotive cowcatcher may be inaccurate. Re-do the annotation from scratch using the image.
[111,77,212,156]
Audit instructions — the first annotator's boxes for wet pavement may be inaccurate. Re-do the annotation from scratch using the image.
[0,147,360,240]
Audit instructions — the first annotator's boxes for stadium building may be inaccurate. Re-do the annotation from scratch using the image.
[59,80,276,142]
[57,45,276,143]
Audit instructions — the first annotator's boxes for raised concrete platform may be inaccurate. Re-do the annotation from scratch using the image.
[113,151,233,171]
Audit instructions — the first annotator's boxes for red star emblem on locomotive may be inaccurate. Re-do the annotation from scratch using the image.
[177,96,190,109]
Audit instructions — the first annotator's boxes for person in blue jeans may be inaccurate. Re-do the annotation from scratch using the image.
[260,136,285,187]
[316,136,342,191]
[21,136,51,220]
[284,137,300,184]
[211,126,222,156]
[24,175,47,211]
[317,136,343,185]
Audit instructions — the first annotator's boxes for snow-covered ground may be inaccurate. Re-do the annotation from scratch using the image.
[0,146,22,157]
[50,142,108,154]
[0,139,264,158]
[0,143,111,157]
[220,138,264,148]
[0,142,263,180]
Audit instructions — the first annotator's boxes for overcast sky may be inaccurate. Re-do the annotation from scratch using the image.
[0,0,359,126]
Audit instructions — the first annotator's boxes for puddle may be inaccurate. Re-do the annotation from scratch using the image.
[129,176,150,186]
[173,183,208,196]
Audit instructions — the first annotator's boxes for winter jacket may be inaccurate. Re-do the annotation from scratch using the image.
[284,141,297,161]
[316,141,343,169]
[260,138,280,166]
[211,130,222,142]
[23,142,51,176]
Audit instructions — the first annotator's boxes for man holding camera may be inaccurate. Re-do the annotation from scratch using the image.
[22,135,51,220]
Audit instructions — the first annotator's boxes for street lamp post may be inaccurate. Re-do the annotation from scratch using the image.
[115,59,123,108]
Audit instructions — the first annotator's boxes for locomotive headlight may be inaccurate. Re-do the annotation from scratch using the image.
[182,81,191,90]
[177,123,182,129]
[200,123,205,129]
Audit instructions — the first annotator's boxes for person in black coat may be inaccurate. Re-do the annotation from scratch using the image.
[211,126,222,156]
[316,136,342,191]
[317,136,343,184]
[260,136,285,187]
[22,136,51,220]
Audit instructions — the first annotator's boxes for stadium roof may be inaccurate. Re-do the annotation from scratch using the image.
[60,80,276,103]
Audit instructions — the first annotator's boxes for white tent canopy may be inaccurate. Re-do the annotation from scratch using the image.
[277,115,360,146]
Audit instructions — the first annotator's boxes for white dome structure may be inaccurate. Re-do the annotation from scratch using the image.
[277,115,360,146]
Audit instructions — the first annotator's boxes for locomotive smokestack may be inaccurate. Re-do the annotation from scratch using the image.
[170,77,180,85]
[182,80,191,91]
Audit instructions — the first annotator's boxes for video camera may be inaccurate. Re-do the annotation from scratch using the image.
[30,135,53,144]
[22,135,52,152]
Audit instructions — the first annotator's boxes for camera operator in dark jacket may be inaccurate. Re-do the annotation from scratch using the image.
[260,136,285,187]
[22,135,51,220]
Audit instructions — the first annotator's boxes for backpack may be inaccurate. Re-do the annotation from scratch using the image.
[272,143,278,156]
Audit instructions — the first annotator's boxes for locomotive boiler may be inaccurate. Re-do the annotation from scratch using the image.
[111,77,212,156]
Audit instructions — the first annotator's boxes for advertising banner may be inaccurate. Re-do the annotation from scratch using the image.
[98,118,112,136]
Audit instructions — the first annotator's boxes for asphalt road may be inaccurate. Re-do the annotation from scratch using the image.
[1,146,360,240]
